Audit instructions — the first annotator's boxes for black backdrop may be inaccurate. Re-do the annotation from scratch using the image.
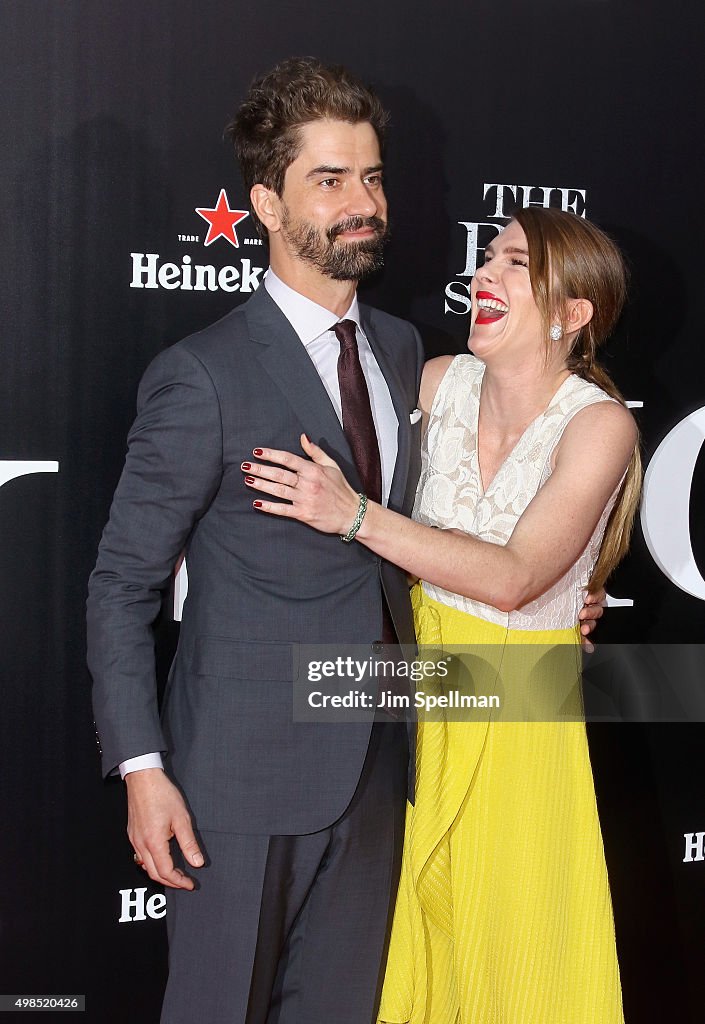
[2,1,704,1020]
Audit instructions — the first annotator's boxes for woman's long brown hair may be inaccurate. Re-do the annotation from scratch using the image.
[512,207,641,591]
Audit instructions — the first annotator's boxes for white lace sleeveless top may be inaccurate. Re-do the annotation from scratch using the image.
[413,355,618,631]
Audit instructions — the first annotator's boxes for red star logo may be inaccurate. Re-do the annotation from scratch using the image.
[195,189,250,248]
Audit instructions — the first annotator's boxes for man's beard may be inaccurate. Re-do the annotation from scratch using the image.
[280,209,390,281]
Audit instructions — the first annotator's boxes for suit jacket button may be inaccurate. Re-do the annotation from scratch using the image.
[372,640,384,652]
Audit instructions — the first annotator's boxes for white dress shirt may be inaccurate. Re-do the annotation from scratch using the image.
[119,270,399,779]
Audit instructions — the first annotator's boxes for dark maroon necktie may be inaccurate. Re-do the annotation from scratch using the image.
[334,320,382,505]
[334,319,396,645]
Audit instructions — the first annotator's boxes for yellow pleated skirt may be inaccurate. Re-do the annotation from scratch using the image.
[378,585,624,1024]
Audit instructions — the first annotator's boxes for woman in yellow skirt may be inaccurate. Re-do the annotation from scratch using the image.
[247,207,641,1023]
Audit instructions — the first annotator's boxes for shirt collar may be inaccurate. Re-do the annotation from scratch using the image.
[264,268,361,349]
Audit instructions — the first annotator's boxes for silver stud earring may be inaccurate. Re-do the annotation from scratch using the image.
[549,324,563,342]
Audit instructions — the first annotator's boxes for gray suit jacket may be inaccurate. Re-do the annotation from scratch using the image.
[87,285,424,834]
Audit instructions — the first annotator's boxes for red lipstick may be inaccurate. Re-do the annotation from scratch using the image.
[475,290,509,325]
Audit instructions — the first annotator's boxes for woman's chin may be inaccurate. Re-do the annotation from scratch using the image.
[467,326,502,359]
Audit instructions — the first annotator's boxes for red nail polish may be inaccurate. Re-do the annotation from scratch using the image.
[253,448,263,457]
[241,462,251,471]
[253,500,263,508]
[245,476,255,484]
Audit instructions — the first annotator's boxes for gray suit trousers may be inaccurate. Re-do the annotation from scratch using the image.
[161,722,408,1024]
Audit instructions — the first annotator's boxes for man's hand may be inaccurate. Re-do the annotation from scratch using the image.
[578,586,607,654]
[126,768,204,889]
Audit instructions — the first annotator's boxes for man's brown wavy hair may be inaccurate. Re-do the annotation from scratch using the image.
[225,57,389,238]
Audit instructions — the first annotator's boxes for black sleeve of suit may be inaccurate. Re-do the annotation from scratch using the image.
[87,343,223,777]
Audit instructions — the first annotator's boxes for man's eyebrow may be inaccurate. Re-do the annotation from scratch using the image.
[306,165,350,178]
[305,163,384,179]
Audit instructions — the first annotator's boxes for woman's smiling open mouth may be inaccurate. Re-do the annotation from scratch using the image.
[475,290,509,324]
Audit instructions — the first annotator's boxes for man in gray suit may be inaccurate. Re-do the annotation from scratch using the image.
[88,58,423,1023]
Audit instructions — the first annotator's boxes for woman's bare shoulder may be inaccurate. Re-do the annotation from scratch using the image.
[556,398,638,475]
[419,355,456,414]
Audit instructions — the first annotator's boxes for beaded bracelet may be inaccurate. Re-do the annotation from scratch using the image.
[340,493,368,543]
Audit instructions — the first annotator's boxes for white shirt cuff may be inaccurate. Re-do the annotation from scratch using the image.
[119,752,164,779]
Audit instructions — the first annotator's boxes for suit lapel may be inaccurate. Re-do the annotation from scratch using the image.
[360,306,412,512]
[244,287,363,490]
